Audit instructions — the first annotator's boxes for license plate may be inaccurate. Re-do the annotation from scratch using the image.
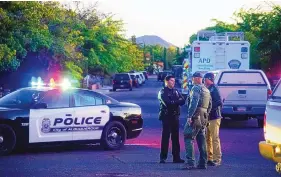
[120,85,124,87]
[237,107,246,111]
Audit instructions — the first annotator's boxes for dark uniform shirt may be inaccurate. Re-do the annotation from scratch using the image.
[208,84,222,120]
[158,86,185,120]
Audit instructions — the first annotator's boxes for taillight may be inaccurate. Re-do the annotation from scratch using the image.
[267,89,272,99]
[112,80,116,84]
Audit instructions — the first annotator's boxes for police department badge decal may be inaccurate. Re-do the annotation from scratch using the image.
[228,59,241,69]
[41,118,51,133]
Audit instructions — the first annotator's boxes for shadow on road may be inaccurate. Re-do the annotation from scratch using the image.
[220,119,261,129]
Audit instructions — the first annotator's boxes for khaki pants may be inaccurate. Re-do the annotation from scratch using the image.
[206,119,222,162]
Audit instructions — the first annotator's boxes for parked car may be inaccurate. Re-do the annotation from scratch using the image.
[157,71,163,81]
[129,73,141,87]
[112,73,133,91]
[138,72,146,84]
[212,69,272,127]
[259,78,281,174]
[141,71,148,80]
[158,71,172,81]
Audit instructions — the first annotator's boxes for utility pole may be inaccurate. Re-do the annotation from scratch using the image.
[163,47,167,70]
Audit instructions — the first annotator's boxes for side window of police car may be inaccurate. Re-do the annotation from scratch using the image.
[73,91,103,107]
[40,90,70,109]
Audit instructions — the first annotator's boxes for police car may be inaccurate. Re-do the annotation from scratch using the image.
[259,77,281,174]
[0,78,143,155]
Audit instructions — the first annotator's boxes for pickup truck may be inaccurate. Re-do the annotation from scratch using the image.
[213,69,272,128]
[259,78,281,174]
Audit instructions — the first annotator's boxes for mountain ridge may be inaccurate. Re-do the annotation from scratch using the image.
[135,35,177,48]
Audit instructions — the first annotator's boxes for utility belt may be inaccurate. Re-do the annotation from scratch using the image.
[159,108,179,120]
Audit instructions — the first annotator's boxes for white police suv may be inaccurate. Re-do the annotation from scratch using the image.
[259,78,281,174]
[0,78,143,155]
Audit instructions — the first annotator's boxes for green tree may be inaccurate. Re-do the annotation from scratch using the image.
[0,1,145,87]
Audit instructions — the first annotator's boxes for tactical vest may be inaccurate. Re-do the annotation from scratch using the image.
[197,85,211,109]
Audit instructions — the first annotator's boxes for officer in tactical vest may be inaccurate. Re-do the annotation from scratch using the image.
[158,75,185,164]
[182,72,212,170]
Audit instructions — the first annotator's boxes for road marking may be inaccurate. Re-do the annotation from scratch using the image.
[125,143,158,146]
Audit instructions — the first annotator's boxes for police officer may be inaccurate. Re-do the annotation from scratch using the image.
[158,75,185,164]
[203,72,222,166]
[182,72,212,170]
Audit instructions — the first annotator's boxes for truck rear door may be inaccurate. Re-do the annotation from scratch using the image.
[225,42,250,69]
[214,42,226,70]
[265,80,281,144]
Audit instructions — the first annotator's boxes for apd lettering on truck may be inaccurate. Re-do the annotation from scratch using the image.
[41,115,103,133]
[198,58,211,63]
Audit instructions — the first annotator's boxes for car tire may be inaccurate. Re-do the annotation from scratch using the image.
[0,124,16,156]
[276,163,281,174]
[113,88,116,91]
[101,121,126,150]
[257,119,264,128]
[129,87,132,91]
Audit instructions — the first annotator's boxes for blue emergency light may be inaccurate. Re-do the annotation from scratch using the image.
[241,47,248,52]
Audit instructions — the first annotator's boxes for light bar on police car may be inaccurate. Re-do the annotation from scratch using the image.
[31,77,46,87]
[30,77,72,89]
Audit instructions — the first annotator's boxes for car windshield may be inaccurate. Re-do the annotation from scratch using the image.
[0,89,42,109]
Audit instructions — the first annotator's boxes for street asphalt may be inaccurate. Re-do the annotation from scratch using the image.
[0,75,279,177]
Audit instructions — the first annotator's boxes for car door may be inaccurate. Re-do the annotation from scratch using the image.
[29,89,74,143]
[265,80,281,143]
[72,90,110,141]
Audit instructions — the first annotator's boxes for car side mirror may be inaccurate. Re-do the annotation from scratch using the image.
[32,103,47,109]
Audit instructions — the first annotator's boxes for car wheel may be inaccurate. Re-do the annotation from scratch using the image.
[113,88,116,91]
[257,119,264,128]
[0,124,16,156]
[101,121,126,150]
[276,163,281,174]
[129,87,132,91]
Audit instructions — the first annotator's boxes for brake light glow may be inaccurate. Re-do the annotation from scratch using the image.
[267,89,272,99]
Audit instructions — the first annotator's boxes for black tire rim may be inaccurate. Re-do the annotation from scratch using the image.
[107,126,123,147]
[0,127,14,153]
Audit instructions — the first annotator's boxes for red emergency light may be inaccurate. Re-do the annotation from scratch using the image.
[194,47,200,52]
